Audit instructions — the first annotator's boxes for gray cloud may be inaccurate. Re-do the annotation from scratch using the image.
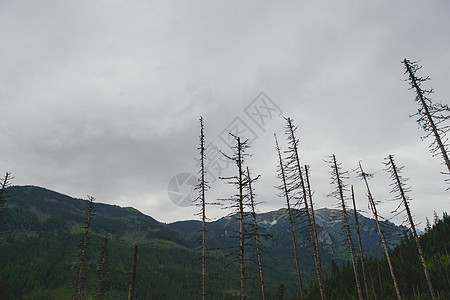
[1,1,449,228]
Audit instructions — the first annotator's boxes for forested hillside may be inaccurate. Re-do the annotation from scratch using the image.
[0,185,446,299]
[306,213,450,299]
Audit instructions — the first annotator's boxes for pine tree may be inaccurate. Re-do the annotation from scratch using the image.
[304,165,326,299]
[384,155,436,299]
[220,134,250,300]
[284,117,326,300]
[0,172,12,237]
[357,162,402,300]
[274,133,304,300]
[74,196,95,300]
[403,59,450,176]
[327,155,363,300]
[351,185,370,300]
[246,166,266,300]
[195,116,209,300]
[128,245,138,300]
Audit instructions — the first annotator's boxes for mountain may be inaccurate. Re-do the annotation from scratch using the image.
[1,185,407,299]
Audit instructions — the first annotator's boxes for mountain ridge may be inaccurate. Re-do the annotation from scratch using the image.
[0,185,407,299]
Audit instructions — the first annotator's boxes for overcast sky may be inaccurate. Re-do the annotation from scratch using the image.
[1,1,449,228]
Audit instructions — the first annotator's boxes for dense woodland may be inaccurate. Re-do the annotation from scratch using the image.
[1,60,449,299]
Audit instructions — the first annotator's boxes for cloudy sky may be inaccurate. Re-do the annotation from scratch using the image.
[1,1,449,228]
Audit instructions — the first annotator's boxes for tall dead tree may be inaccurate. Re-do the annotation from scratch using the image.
[384,155,436,300]
[220,134,250,300]
[95,231,109,300]
[128,244,138,300]
[284,118,326,300]
[351,185,370,300]
[246,166,266,300]
[74,196,95,300]
[403,59,450,175]
[357,162,402,300]
[274,133,304,300]
[304,165,326,298]
[327,155,363,300]
[195,116,209,300]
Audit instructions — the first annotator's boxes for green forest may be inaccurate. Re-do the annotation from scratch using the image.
[0,185,448,299]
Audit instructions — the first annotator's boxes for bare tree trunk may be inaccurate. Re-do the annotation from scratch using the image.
[237,137,246,300]
[387,155,436,300]
[285,118,323,300]
[305,165,327,300]
[128,245,138,300]
[198,117,207,300]
[247,167,266,300]
[351,185,370,300]
[403,59,450,173]
[358,162,401,300]
[0,172,12,236]
[330,155,363,300]
[95,231,109,300]
[274,134,304,300]
[75,196,95,300]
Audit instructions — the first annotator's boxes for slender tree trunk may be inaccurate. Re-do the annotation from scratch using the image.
[285,118,323,300]
[128,245,138,300]
[0,172,11,236]
[387,155,436,300]
[95,231,109,300]
[247,167,266,300]
[274,134,304,300]
[305,165,327,300]
[358,162,401,300]
[403,59,450,173]
[237,137,246,300]
[331,155,364,300]
[199,117,207,300]
[75,196,95,300]
[351,185,370,300]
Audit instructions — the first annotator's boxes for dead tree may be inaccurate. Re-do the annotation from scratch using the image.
[351,185,370,300]
[220,134,250,300]
[128,245,138,300]
[95,231,109,300]
[74,196,95,300]
[357,162,402,300]
[274,133,304,300]
[284,118,326,300]
[304,165,326,299]
[403,59,450,175]
[327,155,363,300]
[384,155,436,300]
[0,172,12,236]
[195,116,209,300]
[246,166,266,300]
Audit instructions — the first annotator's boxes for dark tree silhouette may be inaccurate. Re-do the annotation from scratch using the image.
[0,172,12,237]
[284,117,326,300]
[327,155,363,300]
[403,59,450,177]
[128,245,138,300]
[357,162,402,300]
[74,196,95,300]
[384,155,436,300]
[195,116,209,300]
[246,166,267,300]
[274,133,304,300]
[220,134,250,300]
[351,185,370,300]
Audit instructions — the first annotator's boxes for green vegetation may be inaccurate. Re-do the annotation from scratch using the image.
[1,186,446,299]
[306,213,450,299]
